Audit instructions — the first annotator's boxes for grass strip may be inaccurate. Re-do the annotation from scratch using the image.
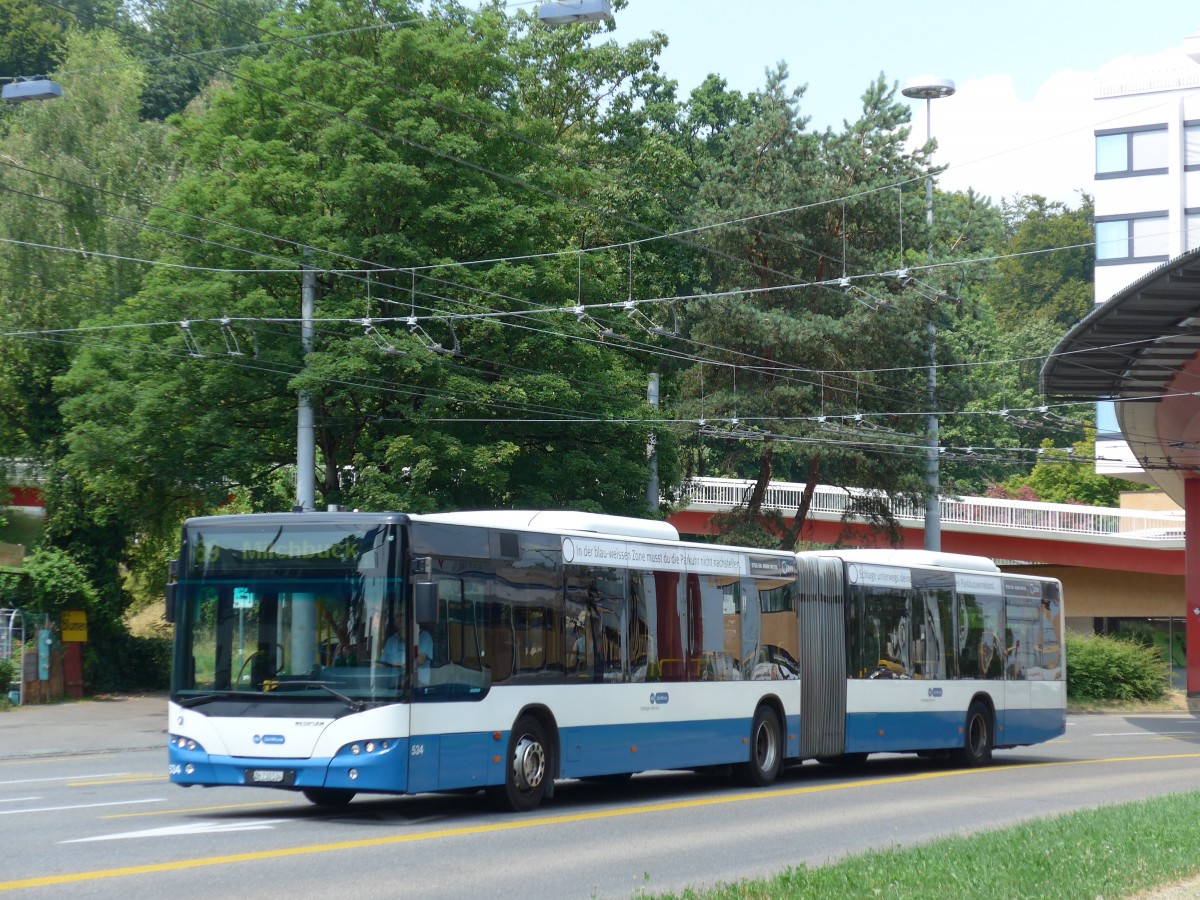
[663,790,1200,899]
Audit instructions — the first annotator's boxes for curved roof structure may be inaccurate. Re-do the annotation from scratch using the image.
[1042,247,1200,506]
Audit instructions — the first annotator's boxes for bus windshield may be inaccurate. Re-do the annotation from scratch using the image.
[172,520,409,706]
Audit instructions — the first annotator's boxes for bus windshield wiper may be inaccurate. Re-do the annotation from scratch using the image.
[177,690,260,708]
[271,680,367,712]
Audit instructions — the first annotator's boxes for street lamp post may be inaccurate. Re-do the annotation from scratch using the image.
[901,76,955,553]
[536,0,612,24]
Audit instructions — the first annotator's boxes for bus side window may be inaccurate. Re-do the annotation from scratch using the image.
[864,586,912,679]
[958,591,1003,679]
[1038,590,1063,676]
[627,577,652,682]
[1004,590,1040,680]
[913,588,951,679]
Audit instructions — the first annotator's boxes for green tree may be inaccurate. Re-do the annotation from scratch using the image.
[0,31,174,687]
[673,70,960,547]
[120,0,283,120]
[0,30,171,459]
[57,0,681,542]
[5,545,98,621]
[998,437,1145,507]
[0,0,69,79]
[986,194,1094,330]
[937,193,1094,495]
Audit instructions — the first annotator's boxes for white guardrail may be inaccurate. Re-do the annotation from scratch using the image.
[678,477,1186,544]
[1,458,45,486]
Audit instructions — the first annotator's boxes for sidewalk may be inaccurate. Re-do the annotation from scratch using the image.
[0,693,168,759]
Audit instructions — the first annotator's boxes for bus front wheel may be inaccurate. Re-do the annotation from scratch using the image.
[956,701,993,768]
[491,715,551,812]
[735,706,783,787]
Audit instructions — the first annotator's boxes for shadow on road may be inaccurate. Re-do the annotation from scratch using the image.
[185,749,1077,829]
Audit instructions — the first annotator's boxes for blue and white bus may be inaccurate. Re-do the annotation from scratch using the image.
[793,549,1064,767]
[166,511,1064,811]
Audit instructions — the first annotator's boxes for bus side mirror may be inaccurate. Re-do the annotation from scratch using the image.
[414,582,438,627]
[165,559,179,623]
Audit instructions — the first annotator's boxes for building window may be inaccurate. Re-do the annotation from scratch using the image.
[1187,210,1200,252]
[1095,126,1168,177]
[1095,213,1169,262]
[1186,123,1200,170]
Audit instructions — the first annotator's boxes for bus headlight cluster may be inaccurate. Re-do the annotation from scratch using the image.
[343,739,393,757]
[170,734,203,753]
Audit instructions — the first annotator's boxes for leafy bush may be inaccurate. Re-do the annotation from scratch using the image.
[0,657,14,692]
[84,630,171,693]
[1066,631,1171,702]
[15,547,99,619]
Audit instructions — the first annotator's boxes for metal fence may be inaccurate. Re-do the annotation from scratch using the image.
[0,608,25,705]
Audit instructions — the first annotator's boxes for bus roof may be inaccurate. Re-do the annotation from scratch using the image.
[800,548,1001,573]
[183,511,410,528]
[413,510,681,542]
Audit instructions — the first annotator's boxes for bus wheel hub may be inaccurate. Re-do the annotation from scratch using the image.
[513,736,545,790]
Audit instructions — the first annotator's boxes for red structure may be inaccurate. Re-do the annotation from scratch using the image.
[7,486,42,507]
[667,510,1183,577]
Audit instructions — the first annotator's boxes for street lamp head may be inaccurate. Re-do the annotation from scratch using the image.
[2,75,63,103]
[901,76,955,100]
[537,0,613,24]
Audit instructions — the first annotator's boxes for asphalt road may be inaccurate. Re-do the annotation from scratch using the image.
[2,703,1199,898]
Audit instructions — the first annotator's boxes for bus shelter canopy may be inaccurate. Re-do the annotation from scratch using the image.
[1042,247,1200,506]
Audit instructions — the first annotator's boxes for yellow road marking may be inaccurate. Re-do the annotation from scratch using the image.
[5,752,1200,892]
[103,800,293,820]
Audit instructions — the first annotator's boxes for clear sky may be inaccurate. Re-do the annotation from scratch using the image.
[608,0,1200,205]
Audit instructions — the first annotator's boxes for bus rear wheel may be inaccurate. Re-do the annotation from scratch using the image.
[735,706,783,787]
[955,701,994,768]
[491,715,551,812]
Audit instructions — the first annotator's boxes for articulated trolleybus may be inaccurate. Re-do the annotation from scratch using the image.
[166,510,1065,811]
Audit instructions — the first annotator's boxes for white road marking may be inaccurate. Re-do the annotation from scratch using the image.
[62,819,288,842]
[0,796,40,803]
[0,772,131,786]
[0,799,163,816]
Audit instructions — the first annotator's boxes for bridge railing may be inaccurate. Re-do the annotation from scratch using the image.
[1,458,46,486]
[678,477,1185,539]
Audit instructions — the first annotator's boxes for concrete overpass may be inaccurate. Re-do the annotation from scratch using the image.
[669,477,1185,575]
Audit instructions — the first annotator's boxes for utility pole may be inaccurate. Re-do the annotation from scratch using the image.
[646,373,660,511]
[296,253,316,511]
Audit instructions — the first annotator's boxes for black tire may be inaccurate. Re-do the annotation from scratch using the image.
[735,706,783,787]
[302,788,355,807]
[955,700,994,768]
[816,752,869,766]
[490,715,552,812]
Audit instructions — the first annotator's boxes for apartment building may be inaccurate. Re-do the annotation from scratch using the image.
[1093,28,1200,478]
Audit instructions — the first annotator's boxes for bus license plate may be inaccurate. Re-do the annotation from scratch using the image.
[247,769,293,785]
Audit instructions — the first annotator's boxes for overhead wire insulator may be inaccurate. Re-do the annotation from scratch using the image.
[219,316,244,357]
[179,320,204,358]
[361,318,404,356]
